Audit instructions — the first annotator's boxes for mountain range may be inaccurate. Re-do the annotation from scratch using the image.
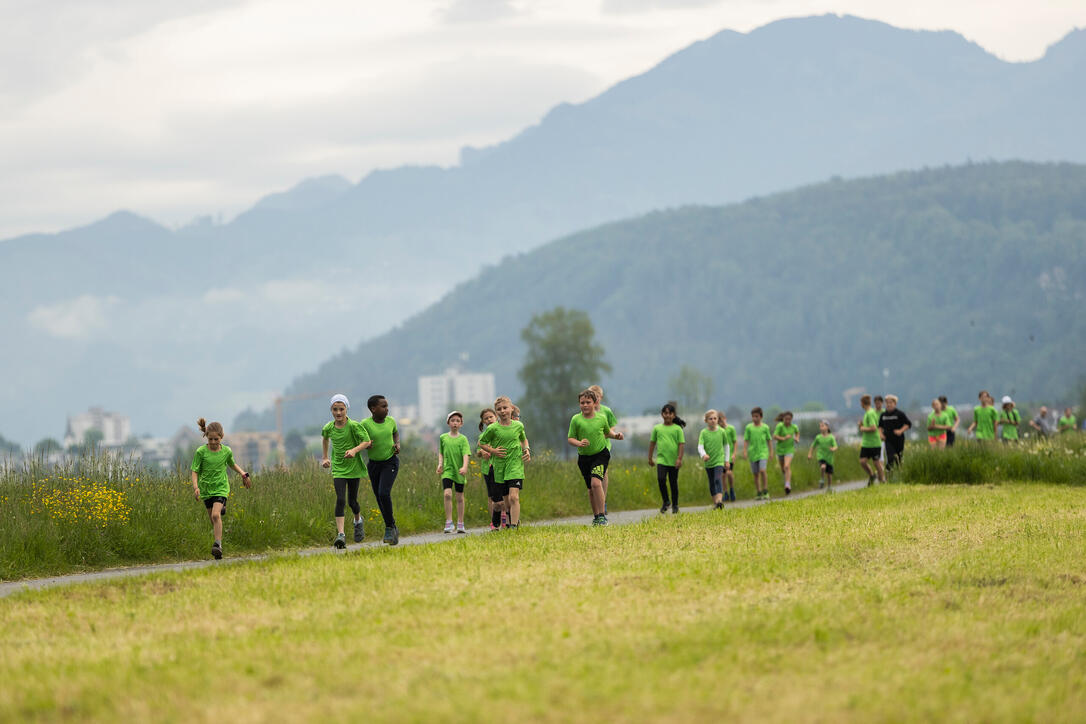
[4,14,1086,444]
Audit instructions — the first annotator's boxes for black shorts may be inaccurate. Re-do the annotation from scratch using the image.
[505,479,523,490]
[576,449,611,489]
[946,430,956,446]
[442,478,465,493]
[860,446,882,460]
[817,461,835,474]
[488,481,507,503]
[203,496,228,512]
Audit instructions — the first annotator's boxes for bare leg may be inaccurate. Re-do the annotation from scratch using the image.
[443,488,453,521]
[508,488,521,526]
[208,502,224,542]
[589,478,605,515]
[456,491,465,525]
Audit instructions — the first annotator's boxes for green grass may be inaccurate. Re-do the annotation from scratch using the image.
[1,484,1083,722]
[0,449,865,581]
[896,434,1086,485]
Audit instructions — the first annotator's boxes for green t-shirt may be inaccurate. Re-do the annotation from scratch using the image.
[479,421,527,482]
[1059,415,1078,433]
[744,422,772,462]
[723,424,737,454]
[999,409,1021,440]
[599,404,618,451]
[927,410,950,436]
[439,432,471,484]
[773,422,798,455]
[190,444,235,499]
[945,404,959,426]
[860,409,881,448]
[322,419,370,478]
[973,405,999,440]
[812,434,837,465]
[362,416,398,462]
[568,412,611,456]
[698,427,728,468]
[651,423,685,467]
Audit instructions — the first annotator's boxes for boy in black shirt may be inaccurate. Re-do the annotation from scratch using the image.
[879,395,911,470]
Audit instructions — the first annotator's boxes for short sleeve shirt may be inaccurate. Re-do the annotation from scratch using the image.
[774,423,798,455]
[651,423,685,467]
[362,417,398,461]
[322,419,370,478]
[744,423,773,462]
[568,412,611,456]
[860,409,881,448]
[191,444,235,499]
[479,421,527,482]
[812,434,837,464]
[439,433,472,484]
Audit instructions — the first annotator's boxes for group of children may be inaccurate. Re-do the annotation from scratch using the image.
[188,387,1079,558]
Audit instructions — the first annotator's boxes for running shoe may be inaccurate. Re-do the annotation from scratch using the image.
[353,519,365,542]
[818,480,825,489]
[383,526,393,544]
[389,526,400,545]
[456,523,466,534]
[334,533,347,549]
[501,511,508,527]
[714,502,724,510]
[599,515,608,526]
[443,520,454,534]
[671,505,679,514]
[867,475,876,487]
[784,485,791,496]
[660,503,669,514]
[211,541,222,560]
[592,515,603,527]
[489,523,500,531]
[729,490,737,502]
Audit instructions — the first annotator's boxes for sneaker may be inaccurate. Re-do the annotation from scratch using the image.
[784,485,791,496]
[501,511,508,527]
[334,532,347,549]
[456,523,466,534]
[729,490,736,502]
[592,515,603,527]
[211,541,222,560]
[389,526,399,545]
[714,502,724,510]
[818,480,825,489]
[599,514,608,526]
[867,476,876,487]
[660,503,669,514]
[383,526,393,544]
[443,520,454,534]
[671,505,679,514]
[353,519,365,542]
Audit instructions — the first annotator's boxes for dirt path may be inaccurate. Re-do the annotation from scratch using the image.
[1,479,867,598]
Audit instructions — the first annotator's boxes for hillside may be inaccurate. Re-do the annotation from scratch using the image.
[243,161,1086,431]
[5,14,1086,443]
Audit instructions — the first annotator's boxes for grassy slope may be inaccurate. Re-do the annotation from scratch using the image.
[2,485,1084,722]
[0,452,866,581]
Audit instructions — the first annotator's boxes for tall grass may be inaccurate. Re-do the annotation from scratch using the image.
[0,447,865,580]
[896,435,1086,485]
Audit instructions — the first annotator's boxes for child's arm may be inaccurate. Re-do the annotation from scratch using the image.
[606,426,624,440]
[191,470,200,499]
[392,427,400,455]
[742,439,749,459]
[807,441,815,460]
[568,436,588,448]
[699,442,709,461]
[676,441,684,467]
[344,439,371,458]
[321,438,331,468]
[459,453,469,477]
[647,441,656,466]
[521,436,531,463]
[436,450,444,475]
[230,462,251,488]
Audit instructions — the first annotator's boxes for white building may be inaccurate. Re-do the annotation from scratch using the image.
[418,369,496,427]
[64,407,130,448]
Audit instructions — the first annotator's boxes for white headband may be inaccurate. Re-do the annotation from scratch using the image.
[330,393,350,409]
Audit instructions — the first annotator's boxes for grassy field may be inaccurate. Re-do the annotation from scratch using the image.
[1,484,1083,721]
[896,435,1086,485]
[0,449,866,580]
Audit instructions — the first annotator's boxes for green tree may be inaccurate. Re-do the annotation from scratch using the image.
[519,307,611,455]
[669,364,714,418]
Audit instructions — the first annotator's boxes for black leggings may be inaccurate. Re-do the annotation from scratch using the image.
[367,455,399,528]
[657,465,679,506]
[333,477,361,517]
[705,466,723,497]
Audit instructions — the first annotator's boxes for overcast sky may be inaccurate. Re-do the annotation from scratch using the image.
[2,0,1083,240]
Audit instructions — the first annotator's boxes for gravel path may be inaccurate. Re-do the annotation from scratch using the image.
[0,479,867,598]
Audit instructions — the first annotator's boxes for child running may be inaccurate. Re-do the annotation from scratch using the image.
[742,407,774,500]
[437,411,471,534]
[648,403,685,513]
[807,420,838,491]
[321,394,372,548]
[998,396,1021,443]
[698,410,730,509]
[926,398,950,448]
[773,410,799,495]
[478,396,530,529]
[940,396,959,446]
[362,394,401,545]
[874,395,887,461]
[720,412,738,502]
[190,418,250,560]
[478,408,503,529]
[858,395,885,486]
[589,385,618,512]
[967,390,999,442]
[568,389,623,526]
[1058,407,1078,434]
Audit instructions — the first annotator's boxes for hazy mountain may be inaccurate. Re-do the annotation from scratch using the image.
[241,161,1086,433]
[4,14,1086,444]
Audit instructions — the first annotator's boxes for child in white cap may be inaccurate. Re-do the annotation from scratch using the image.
[998,396,1020,443]
[321,394,372,548]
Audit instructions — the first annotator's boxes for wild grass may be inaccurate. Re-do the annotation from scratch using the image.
[0,448,865,581]
[895,434,1086,485]
[1,485,1083,722]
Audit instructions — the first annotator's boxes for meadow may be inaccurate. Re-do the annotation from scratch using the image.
[1,484,1083,722]
[0,447,866,581]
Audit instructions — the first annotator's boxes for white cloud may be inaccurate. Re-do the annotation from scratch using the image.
[27,294,121,339]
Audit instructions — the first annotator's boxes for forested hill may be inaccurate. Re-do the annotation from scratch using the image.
[238,161,1086,431]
